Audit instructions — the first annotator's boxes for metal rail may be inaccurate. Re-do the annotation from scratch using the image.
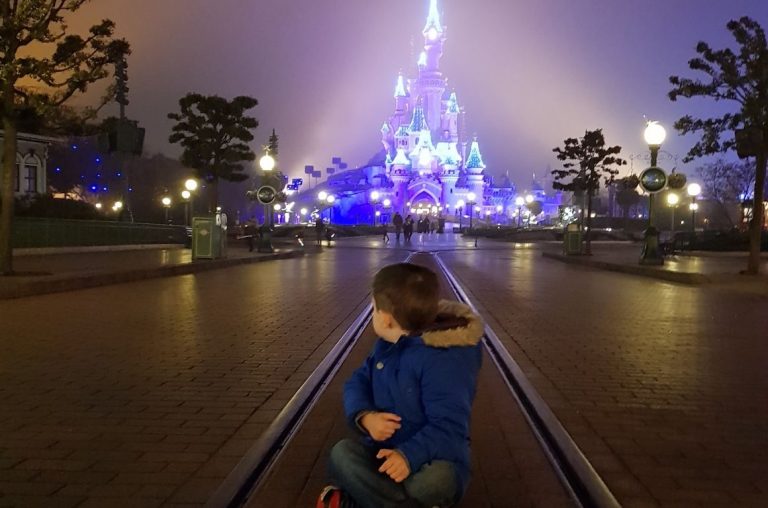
[433,253,620,508]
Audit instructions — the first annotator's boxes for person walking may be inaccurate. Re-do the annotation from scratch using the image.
[381,221,390,244]
[315,216,326,246]
[403,214,414,242]
[392,212,403,242]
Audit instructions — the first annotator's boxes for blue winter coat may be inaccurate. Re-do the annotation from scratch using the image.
[344,300,484,496]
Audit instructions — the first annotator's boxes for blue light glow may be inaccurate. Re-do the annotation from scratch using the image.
[71,144,78,151]
[55,167,61,173]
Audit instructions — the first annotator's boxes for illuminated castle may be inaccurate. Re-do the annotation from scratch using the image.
[298,0,520,224]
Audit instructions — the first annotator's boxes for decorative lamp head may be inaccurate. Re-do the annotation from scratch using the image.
[326,195,336,204]
[525,194,534,203]
[515,197,525,206]
[181,190,191,200]
[666,193,680,206]
[383,198,392,207]
[184,179,198,192]
[259,153,276,171]
[370,191,380,201]
[318,191,328,201]
[643,121,667,147]
[687,183,701,197]
[161,196,172,207]
[467,192,476,203]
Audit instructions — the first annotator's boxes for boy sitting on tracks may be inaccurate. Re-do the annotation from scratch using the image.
[318,263,484,508]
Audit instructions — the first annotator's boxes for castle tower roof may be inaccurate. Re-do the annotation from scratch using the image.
[465,139,486,169]
[447,92,460,114]
[409,102,429,132]
[394,73,408,98]
[392,149,410,166]
[423,0,443,36]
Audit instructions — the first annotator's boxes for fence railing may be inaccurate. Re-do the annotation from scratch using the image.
[13,217,187,248]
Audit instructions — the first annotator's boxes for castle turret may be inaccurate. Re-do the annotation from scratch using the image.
[417,0,446,138]
[394,73,409,115]
[390,149,411,206]
[408,101,429,150]
[465,138,486,199]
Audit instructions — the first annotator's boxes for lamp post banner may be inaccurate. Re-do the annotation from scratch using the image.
[256,186,277,204]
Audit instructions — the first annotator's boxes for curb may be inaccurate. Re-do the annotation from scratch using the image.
[542,251,710,285]
[0,249,305,300]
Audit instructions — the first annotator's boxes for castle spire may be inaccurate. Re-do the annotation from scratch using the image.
[409,100,429,132]
[423,0,443,37]
[394,73,408,98]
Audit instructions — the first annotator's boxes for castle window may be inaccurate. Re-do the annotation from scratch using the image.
[24,164,38,193]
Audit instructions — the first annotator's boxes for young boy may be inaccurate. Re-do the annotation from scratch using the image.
[318,263,484,508]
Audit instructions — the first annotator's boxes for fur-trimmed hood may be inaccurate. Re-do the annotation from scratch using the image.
[421,299,484,348]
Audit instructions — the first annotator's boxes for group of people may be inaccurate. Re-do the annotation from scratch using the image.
[383,212,441,243]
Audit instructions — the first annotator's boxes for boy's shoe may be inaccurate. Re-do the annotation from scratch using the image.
[316,485,344,508]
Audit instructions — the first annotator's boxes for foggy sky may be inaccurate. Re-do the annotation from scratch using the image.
[69,0,767,189]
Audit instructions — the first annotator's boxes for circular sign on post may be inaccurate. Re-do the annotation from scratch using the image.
[639,167,667,193]
[256,185,277,204]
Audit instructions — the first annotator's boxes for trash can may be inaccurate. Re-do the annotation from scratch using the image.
[192,213,228,260]
[563,223,582,255]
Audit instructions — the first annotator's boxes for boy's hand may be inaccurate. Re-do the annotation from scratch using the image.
[361,412,401,441]
[377,449,410,483]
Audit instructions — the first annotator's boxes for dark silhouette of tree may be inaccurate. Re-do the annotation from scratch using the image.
[526,200,543,217]
[669,16,768,274]
[0,0,128,275]
[267,128,279,157]
[552,129,625,255]
[616,177,641,220]
[168,94,258,212]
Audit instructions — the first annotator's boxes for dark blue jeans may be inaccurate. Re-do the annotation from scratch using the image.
[328,438,459,508]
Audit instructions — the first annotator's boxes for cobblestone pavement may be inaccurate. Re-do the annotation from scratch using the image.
[0,248,406,507]
[440,245,768,507]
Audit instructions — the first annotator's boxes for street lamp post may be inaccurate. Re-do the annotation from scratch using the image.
[370,191,380,226]
[326,194,336,223]
[184,179,198,226]
[259,152,276,226]
[161,196,172,224]
[639,121,668,265]
[515,196,525,227]
[467,192,476,230]
[687,183,701,237]
[667,192,679,233]
[181,190,191,226]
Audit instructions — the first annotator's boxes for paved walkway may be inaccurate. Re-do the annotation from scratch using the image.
[542,242,768,290]
[0,241,307,299]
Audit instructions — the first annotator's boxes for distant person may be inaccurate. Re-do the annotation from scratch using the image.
[244,217,257,252]
[381,221,390,244]
[315,217,326,246]
[317,263,484,508]
[403,215,414,242]
[325,226,335,247]
[392,212,404,241]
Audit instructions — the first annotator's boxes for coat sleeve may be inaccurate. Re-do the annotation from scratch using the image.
[396,348,480,473]
[343,354,376,433]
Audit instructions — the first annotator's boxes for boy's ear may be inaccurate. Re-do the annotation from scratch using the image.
[379,309,395,329]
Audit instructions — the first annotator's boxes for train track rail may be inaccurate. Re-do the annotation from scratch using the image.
[207,252,619,508]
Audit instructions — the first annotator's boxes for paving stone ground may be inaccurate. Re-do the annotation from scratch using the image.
[440,245,768,507]
[0,248,405,507]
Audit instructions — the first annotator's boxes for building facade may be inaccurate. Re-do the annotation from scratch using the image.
[0,131,53,197]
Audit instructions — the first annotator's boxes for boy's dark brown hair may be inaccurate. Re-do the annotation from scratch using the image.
[372,263,439,333]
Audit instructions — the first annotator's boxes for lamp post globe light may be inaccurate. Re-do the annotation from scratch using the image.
[456,199,465,230]
[259,153,275,172]
[639,121,669,265]
[181,190,191,226]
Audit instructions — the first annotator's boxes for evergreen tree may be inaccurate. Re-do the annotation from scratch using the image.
[552,129,625,255]
[0,1,128,275]
[669,16,768,274]
[267,128,279,157]
[168,94,259,211]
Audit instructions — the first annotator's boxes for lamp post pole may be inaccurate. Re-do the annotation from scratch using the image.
[370,191,380,226]
[639,121,668,265]
[162,196,172,224]
[515,196,525,228]
[184,179,198,226]
[467,192,476,230]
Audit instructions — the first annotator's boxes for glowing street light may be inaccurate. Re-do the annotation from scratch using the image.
[326,195,336,204]
[667,192,680,232]
[95,203,103,210]
[383,198,392,208]
[515,196,525,227]
[643,121,667,148]
[259,152,275,172]
[466,192,477,229]
[525,194,534,204]
[318,190,328,202]
[370,191,380,225]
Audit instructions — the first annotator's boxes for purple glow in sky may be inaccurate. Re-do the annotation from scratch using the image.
[70,0,767,188]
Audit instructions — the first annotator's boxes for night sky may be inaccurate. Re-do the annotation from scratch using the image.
[69,0,767,190]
